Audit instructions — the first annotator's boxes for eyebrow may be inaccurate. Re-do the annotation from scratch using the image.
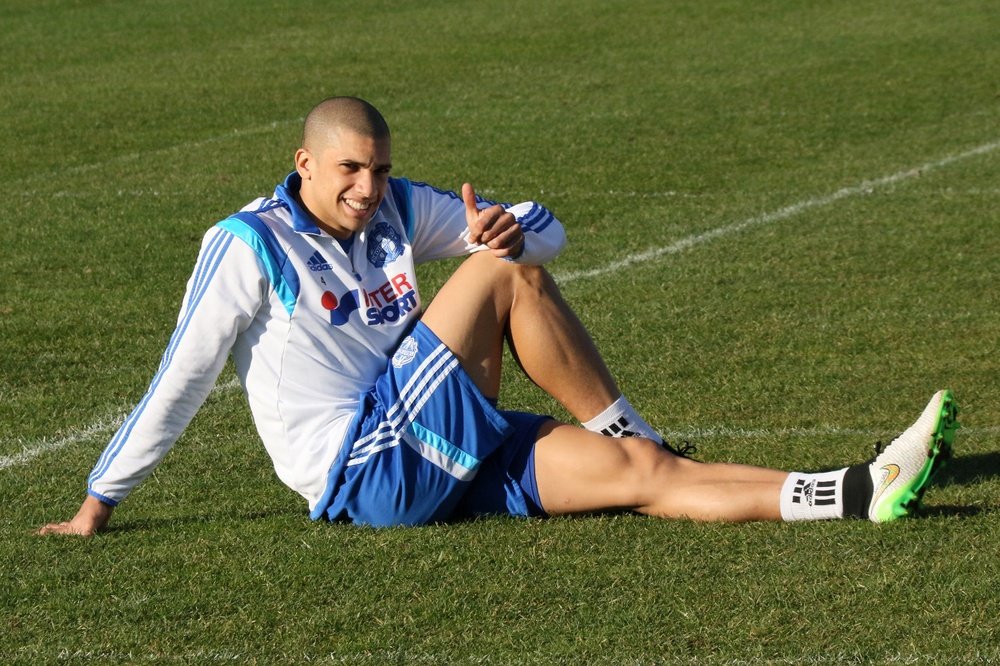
[339,159,393,170]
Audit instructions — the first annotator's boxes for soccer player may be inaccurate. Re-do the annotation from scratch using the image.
[38,97,959,536]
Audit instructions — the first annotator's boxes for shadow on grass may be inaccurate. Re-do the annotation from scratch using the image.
[920,450,1000,519]
[921,504,984,518]
[939,450,1000,487]
[106,507,304,534]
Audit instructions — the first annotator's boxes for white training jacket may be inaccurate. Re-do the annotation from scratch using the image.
[87,172,566,514]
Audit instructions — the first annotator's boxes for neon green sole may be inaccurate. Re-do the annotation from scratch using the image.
[873,390,960,522]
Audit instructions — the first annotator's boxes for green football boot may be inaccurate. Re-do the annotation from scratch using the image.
[867,390,960,523]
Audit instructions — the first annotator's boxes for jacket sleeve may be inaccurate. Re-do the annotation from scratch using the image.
[400,179,567,265]
[86,225,266,505]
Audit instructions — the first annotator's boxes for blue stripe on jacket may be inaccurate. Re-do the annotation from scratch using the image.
[217,212,300,316]
[88,229,236,494]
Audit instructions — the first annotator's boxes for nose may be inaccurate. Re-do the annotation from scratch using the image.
[355,170,375,198]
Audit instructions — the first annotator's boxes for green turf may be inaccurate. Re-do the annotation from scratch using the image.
[3,0,1000,662]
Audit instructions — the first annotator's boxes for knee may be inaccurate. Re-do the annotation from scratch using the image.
[618,437,714,509]
[507,262,555,302]
[616,437,686,500]
[461,253,554,303]
[511,261,550,285]
[467,252,549,283]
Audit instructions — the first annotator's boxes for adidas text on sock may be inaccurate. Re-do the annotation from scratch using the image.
[779,469,848,522]
[582,395,663,444]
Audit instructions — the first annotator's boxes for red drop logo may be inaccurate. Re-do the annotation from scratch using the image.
[320,291,338,310]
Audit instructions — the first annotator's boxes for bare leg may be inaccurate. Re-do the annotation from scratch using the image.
[533,421,788,521]
[421,254,792,521]
[420,253,620,421]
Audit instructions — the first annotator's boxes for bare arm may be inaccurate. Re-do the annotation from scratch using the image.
[36,495,114,537]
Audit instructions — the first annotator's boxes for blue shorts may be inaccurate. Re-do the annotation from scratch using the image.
[316,322,550,527]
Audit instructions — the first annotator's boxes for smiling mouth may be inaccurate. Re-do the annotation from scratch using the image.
[343,197,373,213]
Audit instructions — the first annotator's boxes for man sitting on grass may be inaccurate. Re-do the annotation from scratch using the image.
[39,96,960,536]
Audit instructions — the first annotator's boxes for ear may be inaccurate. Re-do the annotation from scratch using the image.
[294,148,313,180]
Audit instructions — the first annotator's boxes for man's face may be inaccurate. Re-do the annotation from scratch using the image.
[295,128,392,239]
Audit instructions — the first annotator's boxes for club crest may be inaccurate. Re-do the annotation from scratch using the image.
[392,336,419,368]
[367,222,404,267]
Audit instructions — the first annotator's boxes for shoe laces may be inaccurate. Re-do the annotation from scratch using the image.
[858,440,887,466]
[663,440,698,458]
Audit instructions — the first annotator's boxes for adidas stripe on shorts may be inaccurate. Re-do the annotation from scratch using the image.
[314,321,549,526]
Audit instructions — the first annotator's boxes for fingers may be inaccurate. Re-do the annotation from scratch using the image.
[463,182,500,242]
[462,183,524,256]
[463,182,488,244]
[36,521,87,537]
[38,497,113,537]
[462,182,480,227]
[483,223,525,258]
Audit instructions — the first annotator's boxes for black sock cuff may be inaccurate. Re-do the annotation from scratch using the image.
[842,464,873,519]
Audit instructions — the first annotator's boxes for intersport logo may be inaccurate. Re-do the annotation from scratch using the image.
[321,272,418,327]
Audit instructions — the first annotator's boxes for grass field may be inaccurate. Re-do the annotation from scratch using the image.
[3,0,1000,662]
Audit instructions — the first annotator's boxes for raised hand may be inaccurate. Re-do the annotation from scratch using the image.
[462,182,524,259]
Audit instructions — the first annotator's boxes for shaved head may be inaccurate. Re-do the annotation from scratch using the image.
[294,97,393,239]
[302,96,390,151]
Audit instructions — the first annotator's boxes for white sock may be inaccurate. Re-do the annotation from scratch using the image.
[779,469,848,521]
[582,395,663,445]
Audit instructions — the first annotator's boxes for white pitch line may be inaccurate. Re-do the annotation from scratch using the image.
[4,412,993,472]
[8,117,302,188]
[660,424,1000,441]
[0,377,242,471]
[0,411,125,471]
[5,139,999,472]
[552,138,1000,285]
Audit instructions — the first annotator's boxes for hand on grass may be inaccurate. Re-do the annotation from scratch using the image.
[37,495,113,537]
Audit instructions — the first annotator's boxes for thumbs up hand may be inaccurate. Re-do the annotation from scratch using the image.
[462,183,525,260]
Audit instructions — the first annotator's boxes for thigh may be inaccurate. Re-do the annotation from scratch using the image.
[535,422,659,515]
[418,252,516,399]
